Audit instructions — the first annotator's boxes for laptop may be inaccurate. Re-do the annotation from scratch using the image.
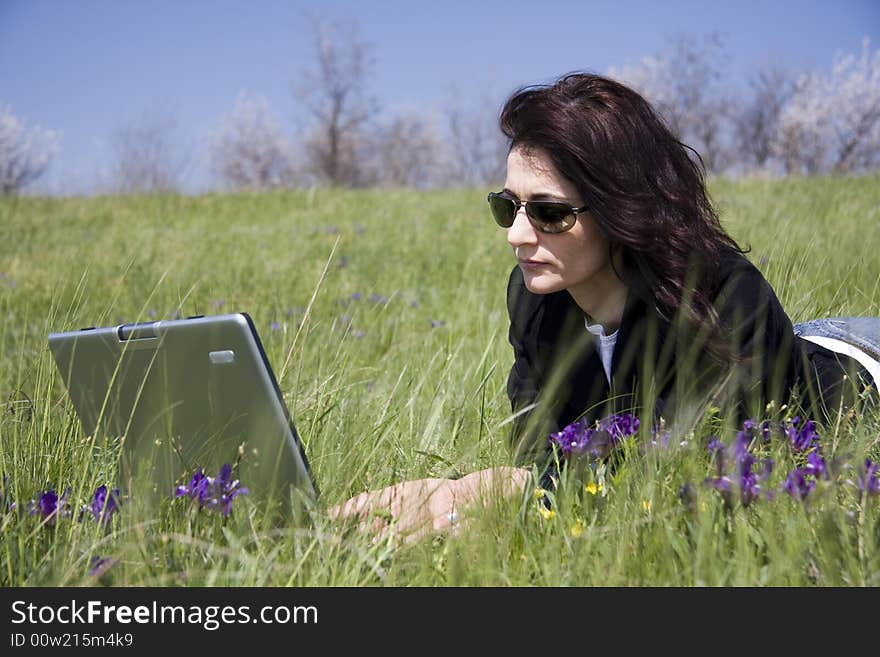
[48,313,317,519]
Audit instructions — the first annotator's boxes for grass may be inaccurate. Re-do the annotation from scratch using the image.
[0,176,878,586]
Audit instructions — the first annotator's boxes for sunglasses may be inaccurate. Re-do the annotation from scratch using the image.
[487,192,588,234]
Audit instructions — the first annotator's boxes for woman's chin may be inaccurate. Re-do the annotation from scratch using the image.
[522,272,563,295]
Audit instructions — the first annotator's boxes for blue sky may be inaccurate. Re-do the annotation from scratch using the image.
[1,0,879,194]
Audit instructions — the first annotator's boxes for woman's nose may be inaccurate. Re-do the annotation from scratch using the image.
[506,207,538,249]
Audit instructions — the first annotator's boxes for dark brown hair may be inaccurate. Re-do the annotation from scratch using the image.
[499,72,745,361]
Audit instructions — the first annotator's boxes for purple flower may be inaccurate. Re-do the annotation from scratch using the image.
[856,459,880,496]
[781,416,820,452]
[703,431,774,507]
[350,292,362,301]
[549,412,639,461]
[707,436,725,455]
[88,555,117,578]
[740,458,774,507]
[707,436,729,474]
[368,293,389,304]
[352,329,365,339]
[430,320,446,329]
[649,426,672,448]
[735,416,772,448]
[269,321,281,331]
[598,412,640,442]
[548,419,592,457]
[782,468,816,500]
[208,464,249,516]
[805,450,827,478]
[732,431,752,466]
[28,487,71,526]
[704,476,732,493]
[735,417,765,450]
[175,465,248,516]
[703,475,735,509]
[740,472,760,505]
[175,469,210,502]
[85,486,121,526]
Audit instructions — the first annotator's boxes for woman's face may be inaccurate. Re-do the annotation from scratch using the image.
[504,145,617,303]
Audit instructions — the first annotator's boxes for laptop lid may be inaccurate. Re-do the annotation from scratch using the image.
[48,313,317,517]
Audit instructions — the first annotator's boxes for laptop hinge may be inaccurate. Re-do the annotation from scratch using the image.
[117,321,158,341]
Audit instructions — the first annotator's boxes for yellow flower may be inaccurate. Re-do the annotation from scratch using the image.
[570,519,585,537]
[584,482,603,495]
[642,500,652,512]
[538,507,556,521]
[533,487,547,501]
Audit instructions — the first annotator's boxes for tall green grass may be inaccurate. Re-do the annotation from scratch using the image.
[1,177,878,586]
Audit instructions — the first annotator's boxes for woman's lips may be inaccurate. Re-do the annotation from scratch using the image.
[518,259,547,270]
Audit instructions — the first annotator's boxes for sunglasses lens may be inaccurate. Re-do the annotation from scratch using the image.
[488,193,516,227]
[528,202,576,234]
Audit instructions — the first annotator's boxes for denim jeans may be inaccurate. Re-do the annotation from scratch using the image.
[793,316,880,385]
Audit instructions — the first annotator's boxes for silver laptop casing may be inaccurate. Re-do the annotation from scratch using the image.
[48,313,316,513]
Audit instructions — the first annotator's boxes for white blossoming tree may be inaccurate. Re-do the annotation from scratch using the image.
[208,93,293,191]
[442,90,509,188]
[608,33,734,174]
[733,67,795,175]
[374,113,445,189]
[776,38,880,174]
[109,112,189,194]
[0,104,59,195]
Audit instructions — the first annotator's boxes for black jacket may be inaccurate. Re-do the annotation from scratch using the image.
[506,250,869,470]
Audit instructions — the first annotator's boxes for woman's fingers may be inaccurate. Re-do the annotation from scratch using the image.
[329,479,449,538]
[326,468,531,543]
[327,489,369,520]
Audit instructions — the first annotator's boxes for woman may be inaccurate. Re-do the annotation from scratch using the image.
[331,72,879,540]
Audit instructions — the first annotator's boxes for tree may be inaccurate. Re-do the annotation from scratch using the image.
[733,67,794,173]
[774,72,830,175]
[208,93,293,191]
[374,113,445,188]
[442,89,508,187]
[776,38,880,175]
[297,16,377,187]
[609,33,734,174]
[0,104,59,195]
[109,112,188,194]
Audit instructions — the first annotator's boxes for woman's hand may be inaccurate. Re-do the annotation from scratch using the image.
[327,466,531,543]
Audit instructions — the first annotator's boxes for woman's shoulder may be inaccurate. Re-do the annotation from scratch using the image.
[717,248,765,281]
[713,249,780,307]
[710,249,795,352]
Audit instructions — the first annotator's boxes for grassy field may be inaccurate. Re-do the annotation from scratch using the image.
[1,176,879,586]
